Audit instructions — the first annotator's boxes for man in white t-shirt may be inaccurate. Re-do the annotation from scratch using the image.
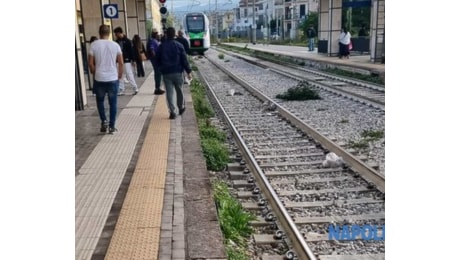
[88,24,124,134]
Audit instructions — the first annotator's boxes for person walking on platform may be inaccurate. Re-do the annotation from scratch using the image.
[89,36,98,96]
[147,29,165,95]
[306,25,316,51]
[132,34,146,77]
[88,24,123,134]
[174,30,191,84]
[175,30,190,54]
[157,27,192,119]
[338,27,351,59]
[113,27,139,95]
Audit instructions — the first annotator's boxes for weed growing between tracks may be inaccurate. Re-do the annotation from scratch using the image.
[324,67,384,85]
[190,79,229,171]
[213,180,256,260]
[190,78,255,259]
[347,129,385,151]
[276,80,321,100]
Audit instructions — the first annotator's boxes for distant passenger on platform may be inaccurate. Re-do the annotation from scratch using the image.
[175,30,190,54]
[89,36,98,96]
[147,28,165,95]
[157,27,193,119]
[132,34,146,78]
[338,27,351,59]
[88,25,123,134]
[174,30,191,84]
[306,25,316,51]
[113,27,139,95]
[358,24,369,37]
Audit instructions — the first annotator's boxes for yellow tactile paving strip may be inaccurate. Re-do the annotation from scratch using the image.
[105,95,170,260]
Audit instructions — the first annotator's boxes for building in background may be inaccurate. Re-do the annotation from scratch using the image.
[76,0,162,110]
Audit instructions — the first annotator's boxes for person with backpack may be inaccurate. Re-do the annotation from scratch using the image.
[146,28,165,95]
[306,25,316,51]
[156,27,192,119]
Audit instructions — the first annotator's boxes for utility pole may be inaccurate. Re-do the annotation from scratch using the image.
[216,0,219,41]
[252,0,256,43]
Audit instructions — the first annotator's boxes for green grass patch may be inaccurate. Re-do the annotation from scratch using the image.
[190,80,215,119]
[348,139,369,150]
[347,129,384,151]
[201,138,229,171]
[190,79,229,171]
[324,67,384,85]
[218,53,225,59]
[213,180,256,259]
[225,245,249,260]
[199,119,227,142]
[276,81,321,100]
[361,129,384,140]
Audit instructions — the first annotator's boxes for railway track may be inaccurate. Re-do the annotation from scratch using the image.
[193,53,385,259]
[213,46,385,110]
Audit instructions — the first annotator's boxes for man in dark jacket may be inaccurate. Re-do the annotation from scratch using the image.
[175,30,190,54]
[113,27,139,95]
[157,27,192,119]
[306,25,316,52]
[174,29,191,84]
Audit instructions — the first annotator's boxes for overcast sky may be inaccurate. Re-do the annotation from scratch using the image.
[165,0,237,13]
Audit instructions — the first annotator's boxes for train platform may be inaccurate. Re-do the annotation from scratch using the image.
[221,42,385,80]
[75,64,226,260]
[75,42,385,260]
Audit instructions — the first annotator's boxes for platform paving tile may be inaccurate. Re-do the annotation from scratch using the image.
[76,77,156,260]
[103,95,170,260]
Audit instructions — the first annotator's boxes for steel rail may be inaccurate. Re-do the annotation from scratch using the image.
[206,56,385,193]
[215,45,385,91]
[214,46,385,110]
[196,61,318,260]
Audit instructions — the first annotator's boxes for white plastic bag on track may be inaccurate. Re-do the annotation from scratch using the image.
[322,152,344,168]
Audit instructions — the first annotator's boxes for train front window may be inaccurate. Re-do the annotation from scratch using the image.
[186,16,204,32]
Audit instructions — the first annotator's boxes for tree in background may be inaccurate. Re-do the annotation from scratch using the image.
[341,7,371,36]
[299,12,318,41]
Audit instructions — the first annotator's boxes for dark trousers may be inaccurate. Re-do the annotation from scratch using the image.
[150,60,162,90]
[135,60,145,77]
[339,43,350,58]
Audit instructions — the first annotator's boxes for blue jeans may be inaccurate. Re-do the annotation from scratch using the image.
[94,80,118,128]
[308,38,315,51]
[162,73,184,115]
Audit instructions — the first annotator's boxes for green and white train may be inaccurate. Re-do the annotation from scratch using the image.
[183,12,210,55]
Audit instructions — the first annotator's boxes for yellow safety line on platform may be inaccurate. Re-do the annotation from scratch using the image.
[105,95,170,260]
